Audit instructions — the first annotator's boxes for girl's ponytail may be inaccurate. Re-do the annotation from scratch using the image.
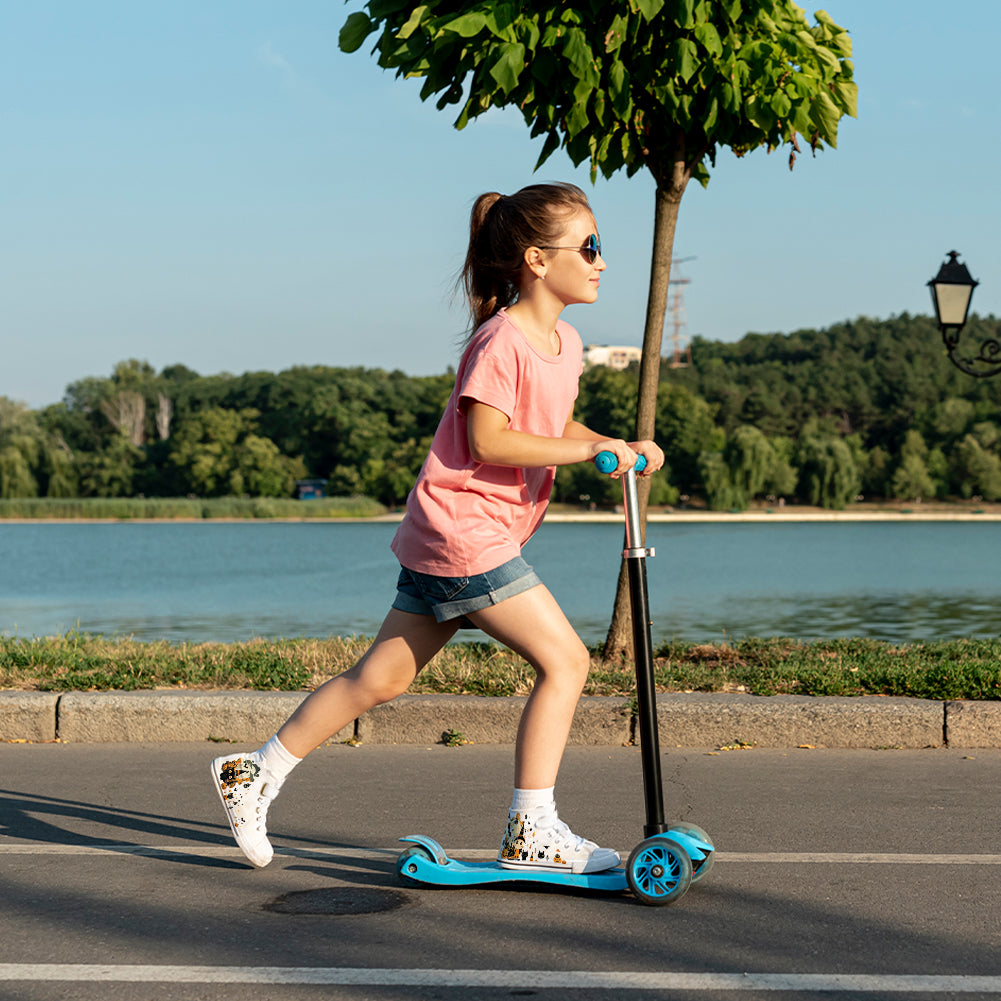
[459,182,591,337]
[462,192,507,332]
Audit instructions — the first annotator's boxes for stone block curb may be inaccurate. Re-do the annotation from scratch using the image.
[54,691,352,744]
[655,693,944,749]
[944,700,1001,748]
[2,691,999,748]
[358,694,632,746]
[0,692,58,742]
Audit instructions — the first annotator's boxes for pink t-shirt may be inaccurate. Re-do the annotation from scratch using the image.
[391,309,584,575]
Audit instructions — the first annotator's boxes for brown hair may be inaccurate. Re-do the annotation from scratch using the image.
[459,182,592,335]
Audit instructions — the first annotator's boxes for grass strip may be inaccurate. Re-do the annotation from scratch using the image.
[1,634,999,701]
[0,496,386,520]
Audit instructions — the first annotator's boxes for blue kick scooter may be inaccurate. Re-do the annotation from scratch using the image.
[395,452,714,906]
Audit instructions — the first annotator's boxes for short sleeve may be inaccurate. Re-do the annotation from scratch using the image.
[456,342,519,421]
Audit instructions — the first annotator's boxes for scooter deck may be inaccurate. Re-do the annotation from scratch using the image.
[397,836,628,890]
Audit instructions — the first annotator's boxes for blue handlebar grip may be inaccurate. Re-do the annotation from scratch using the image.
[594,451,647,474]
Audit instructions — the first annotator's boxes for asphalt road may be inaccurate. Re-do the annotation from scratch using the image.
[1,742,1000,1001]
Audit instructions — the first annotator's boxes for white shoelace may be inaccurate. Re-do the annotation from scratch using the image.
[544,819,595,855]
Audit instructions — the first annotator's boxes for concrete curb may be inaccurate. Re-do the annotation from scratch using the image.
[54,691,354,745]
[2,691,999,748]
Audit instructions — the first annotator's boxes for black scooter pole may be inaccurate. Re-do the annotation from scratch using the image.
[618,464,668,838]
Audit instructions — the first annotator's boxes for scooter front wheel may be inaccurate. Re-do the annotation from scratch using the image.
[626,837,693,906]
[667,821,715,883]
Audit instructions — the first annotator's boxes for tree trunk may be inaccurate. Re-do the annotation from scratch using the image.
[602,180,686,659]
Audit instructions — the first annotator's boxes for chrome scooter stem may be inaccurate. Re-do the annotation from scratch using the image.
[621,466,655,559]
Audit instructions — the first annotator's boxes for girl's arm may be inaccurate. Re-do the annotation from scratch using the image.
[466,402,663,475]
[562,414,665,475]
[466,402,637,471]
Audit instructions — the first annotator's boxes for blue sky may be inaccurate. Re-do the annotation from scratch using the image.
[3,2,999,408]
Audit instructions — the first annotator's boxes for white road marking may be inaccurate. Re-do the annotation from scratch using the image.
[0,967,1000,991]
[1,843,1001,864]
[3,845,998,992]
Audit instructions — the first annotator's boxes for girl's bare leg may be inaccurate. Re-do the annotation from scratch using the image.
[468,585,590,789]
[277,609,459,758]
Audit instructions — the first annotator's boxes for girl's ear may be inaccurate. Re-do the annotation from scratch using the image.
[523,245,548,281]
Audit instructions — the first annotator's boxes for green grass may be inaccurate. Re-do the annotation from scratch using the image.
[0,496,387,520]
[1,633,999,701]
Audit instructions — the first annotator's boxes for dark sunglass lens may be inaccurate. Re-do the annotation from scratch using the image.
[585,235,600,263]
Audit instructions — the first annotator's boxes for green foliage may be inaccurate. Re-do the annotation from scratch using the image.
[3,633,999,701]
[891,430,936,501]
[698,450,740,510]
[340,0,855,186]
[0,495,385,520]
[723,425,774,507]
[795,431,860,509]
[951,434,1001,500]
[0,397,84,499]
[657,382,718,493]
[165,408,307,498]
[6,313,1001,513]
[647,637,1001,701]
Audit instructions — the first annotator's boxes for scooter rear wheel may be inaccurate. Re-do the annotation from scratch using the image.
[397,845,435,887]
[626,837,693,906]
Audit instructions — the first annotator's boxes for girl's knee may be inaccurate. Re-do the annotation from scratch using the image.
[539,640,590,691]
[342,659,414,708]
[367,676,411,706]
[571,644,592,689]
[571,639,591,677]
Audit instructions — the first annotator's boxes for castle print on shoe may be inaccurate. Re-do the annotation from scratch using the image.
[211,752,282,868]
[497,811,620,875]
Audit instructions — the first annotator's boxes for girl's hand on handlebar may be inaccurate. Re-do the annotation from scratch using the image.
[630,440,664,476]
[589,440,638,478]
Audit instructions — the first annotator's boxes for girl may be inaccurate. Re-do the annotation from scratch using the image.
[211,182,664,874]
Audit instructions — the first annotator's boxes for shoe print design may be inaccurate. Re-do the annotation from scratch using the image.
[217,757,261,828]
[211,753,276,868]
[497,812,620,875]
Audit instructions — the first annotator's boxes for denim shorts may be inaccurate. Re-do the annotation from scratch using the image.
[392,556,542,624]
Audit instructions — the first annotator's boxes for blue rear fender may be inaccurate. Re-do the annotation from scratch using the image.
[399,835,449,866]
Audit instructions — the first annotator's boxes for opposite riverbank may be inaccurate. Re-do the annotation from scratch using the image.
[2,497,1001,522]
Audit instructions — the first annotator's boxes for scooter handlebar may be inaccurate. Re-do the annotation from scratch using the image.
[594,450,647,474]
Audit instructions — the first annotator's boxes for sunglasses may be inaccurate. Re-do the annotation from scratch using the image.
[540,233,602,264]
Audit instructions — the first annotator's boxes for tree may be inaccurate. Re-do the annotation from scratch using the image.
[796,432,859,509]
[0,398,42,498]
[951,434,1001,501]
[890,430,937,502]
[763,434,797,497]
[168,408,306,498]
[77,435,144,498]
[723,424,775,507]
[698,450,740,510]
[656,382,718,494]
[340,0,856,655]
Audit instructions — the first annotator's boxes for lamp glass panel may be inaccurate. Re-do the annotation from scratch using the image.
[934,283,974,326]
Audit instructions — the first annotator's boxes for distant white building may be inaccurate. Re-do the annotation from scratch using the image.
[582,344,642,370]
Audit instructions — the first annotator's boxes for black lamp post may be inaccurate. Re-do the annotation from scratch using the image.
[927,251,999,377]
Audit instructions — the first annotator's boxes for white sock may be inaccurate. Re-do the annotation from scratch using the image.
[258,735,301,784]
[510,786,557,827]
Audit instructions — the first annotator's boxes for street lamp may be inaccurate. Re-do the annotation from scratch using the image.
[927,251,999,377]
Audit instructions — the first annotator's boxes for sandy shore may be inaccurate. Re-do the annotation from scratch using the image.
[546,501,1001,523]
[3,504,1001,524]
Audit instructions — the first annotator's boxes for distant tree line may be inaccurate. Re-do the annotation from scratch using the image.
[2,312,1000,510]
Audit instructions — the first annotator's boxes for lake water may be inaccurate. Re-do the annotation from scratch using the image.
[0,521,998,646]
